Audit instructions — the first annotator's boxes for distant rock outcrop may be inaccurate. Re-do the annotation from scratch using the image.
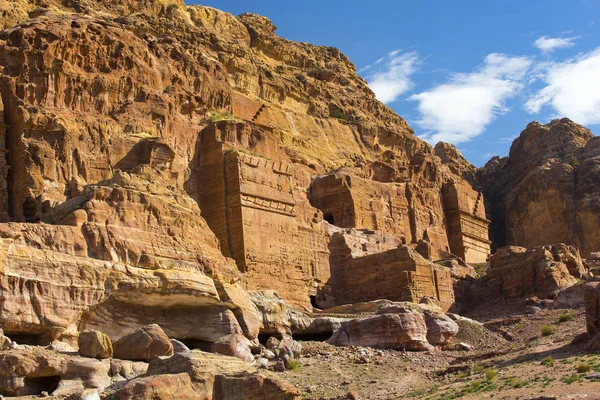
[486,243,585,301]
[477,119,599,256]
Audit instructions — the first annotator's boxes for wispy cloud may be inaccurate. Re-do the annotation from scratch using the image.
[496,135,518,144]
[533,36,578,53]
[410,54,532,144]
[525,47,600,126]
[363,50,420,104]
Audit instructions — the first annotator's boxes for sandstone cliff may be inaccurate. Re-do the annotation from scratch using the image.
[477,119,599,256]
[0,0,497,348]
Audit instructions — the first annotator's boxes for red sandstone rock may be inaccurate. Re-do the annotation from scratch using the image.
[327,312,433,351]
[210,334,254,363]
[107,373,202,400]
[78,330,113,360]
[113,325,173,362]
[487,244,582,301]
[477,119,600,256]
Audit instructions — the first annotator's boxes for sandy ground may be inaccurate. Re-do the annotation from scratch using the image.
[282,306,600,400]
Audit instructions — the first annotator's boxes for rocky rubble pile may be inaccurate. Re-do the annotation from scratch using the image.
[0,324,300,399]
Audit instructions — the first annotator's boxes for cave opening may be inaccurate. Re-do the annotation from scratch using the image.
[177,339,213,352]
[292,331,333,342]
[23,375,61,396]
[22,196,39,222]
[323,212,335,225]
[5,332,47,346]
[309,295,319,309]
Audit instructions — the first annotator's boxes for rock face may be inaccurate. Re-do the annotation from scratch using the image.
[486,244,584,301]
[113,325,173,362]
[584,281,600,350]
[477,119,599,256]
[0,348,111,397]
[78,330,113,359]
[324,229,455,310]
[435,142,477,185]
[0,0,496,343]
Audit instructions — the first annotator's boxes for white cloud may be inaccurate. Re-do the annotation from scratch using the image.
[410,54,532,144]
[364,50,420,104]
[534,36,578,53]
[525,47,600,126]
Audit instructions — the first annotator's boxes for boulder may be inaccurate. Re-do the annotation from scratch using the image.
[377,303,458,347]
[113,325,173,362]
[170,339,191,354]
[422,310,459,347]
[328,312,432,351]
[210,334,254,363]
[555,283,587,309]
[78,330,113,359]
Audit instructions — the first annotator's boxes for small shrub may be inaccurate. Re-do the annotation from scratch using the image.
[561,374,583,384]
[484,368,497,381]
[569,156,580,167]
[577,364,592,373]
[541,356,555,367]
[286,359,300,371]
[470,380,484,391]
[558,313,573,323]
[167,3,178,11]
[541,325,555,336]
[208,111,241,123]
[474,263,487,276]
[472,364,485,373]
[509,377,527,388]
[331,109,347,121]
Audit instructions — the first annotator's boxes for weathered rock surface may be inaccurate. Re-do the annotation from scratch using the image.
[146,351,300,399]
[584,281,600,351]
[324,229,455,310]
[113,324,173,362]
[486,244,583,301]
[105,373,201,400]
[327,302,458,350]
[435,142,477,185]
[477,119,599,256]
[78,330,113,359]
[210,334,254,363]
[0,348,111,396]
[328,312,432,351]
[0,0,495,333]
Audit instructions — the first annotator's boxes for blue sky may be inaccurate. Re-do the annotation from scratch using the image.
[192,1,600,166]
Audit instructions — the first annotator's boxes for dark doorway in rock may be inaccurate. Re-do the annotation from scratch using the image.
[323,212,335,225]
[178,339,212,352]
[309,295,320,309]
[5,332,46,346]
[292,331,333,342]
[23,375,61,396]
[22,196,38,222]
